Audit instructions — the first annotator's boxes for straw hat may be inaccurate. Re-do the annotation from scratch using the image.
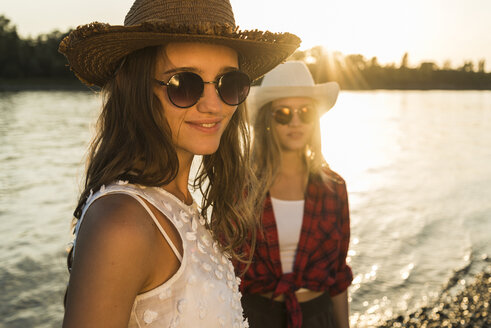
[59,0,301,87]
[246,61,340,120]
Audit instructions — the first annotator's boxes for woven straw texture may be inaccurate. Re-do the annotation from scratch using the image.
[59,0,301,87]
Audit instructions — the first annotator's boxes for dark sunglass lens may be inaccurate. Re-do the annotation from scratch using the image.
[167,72,203,108]
[273,107,292,125]
[299,106,316,123]
[218,71,250,106]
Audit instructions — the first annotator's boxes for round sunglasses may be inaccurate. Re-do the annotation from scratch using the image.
[272,105,317,125]
[155,71,251,108]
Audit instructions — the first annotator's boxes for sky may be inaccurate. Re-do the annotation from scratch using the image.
[2,0,491,69]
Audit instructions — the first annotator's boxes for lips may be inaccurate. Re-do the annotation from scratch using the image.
[287,131,304,138]
[187,119,222,133]
[198,122,217,128]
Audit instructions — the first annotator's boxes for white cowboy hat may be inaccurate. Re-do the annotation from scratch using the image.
[246,61,339,120]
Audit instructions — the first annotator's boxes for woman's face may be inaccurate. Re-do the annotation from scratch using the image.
[271,97,317,152]
[154,42,239,158]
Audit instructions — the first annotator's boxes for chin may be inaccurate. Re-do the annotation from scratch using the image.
[283,143,307,151]
[192,145,220,156]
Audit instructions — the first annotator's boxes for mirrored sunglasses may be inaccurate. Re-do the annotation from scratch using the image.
[155,71,251,108]
[272,105,317,125]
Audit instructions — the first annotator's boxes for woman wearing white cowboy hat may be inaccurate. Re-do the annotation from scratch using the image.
[235,61,353,328]
[59,0,300,327]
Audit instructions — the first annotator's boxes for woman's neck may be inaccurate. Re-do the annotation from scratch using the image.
[279,150,307,176]
[161,152,194,205]
[270,150,308,200]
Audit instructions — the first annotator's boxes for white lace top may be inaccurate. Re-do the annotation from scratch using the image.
[73,181,248,328]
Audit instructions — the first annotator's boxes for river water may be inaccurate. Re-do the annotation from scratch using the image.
[0,90,490,327]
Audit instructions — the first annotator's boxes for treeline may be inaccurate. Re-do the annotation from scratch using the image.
[0,16,72,80]
[291,47,491,90]
[1,15,490,90]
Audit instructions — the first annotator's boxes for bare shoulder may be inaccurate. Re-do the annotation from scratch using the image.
[64,193,160,327]
[82,193,157,234]
[77,193,159,255]
[72,193,161,279]
[73,192,183,289]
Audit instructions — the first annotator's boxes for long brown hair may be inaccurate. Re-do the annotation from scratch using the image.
[195,101,259,260]
[68,45,258,272]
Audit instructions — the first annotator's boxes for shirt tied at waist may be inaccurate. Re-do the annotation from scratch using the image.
[272,272,337,328]
[272,273,302,328]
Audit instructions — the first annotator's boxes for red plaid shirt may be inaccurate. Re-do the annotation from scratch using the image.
[237,169,353,328]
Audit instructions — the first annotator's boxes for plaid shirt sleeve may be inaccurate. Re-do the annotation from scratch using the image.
[326,172,353,296]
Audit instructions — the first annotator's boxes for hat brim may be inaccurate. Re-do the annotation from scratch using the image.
[59,22,301,87]
[246,82,340,120]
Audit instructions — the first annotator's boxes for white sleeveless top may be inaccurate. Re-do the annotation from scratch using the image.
[73,181,248,328]
[270,197,304,273]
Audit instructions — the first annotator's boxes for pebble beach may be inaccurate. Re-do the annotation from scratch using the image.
[378,267,491,328]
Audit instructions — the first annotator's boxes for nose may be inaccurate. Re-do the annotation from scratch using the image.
[289,110,302,126]
[197,83,222,114]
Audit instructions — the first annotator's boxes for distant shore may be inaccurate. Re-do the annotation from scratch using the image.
[0,78,92,92]
[2,13,490,92]
[377,268,491,328]
[1,78,490,92]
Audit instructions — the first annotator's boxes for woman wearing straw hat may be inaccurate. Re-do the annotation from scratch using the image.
[236,61,353,328]
[59,1,299,327]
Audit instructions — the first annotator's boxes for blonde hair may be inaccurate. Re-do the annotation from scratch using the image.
[251,100,330,203]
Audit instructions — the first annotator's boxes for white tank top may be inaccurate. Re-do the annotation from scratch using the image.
[73,181,247,328]
[270,197,304,273]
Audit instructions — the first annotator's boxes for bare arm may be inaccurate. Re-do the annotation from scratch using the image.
[63,194,168,328]
[331,289,350,328]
